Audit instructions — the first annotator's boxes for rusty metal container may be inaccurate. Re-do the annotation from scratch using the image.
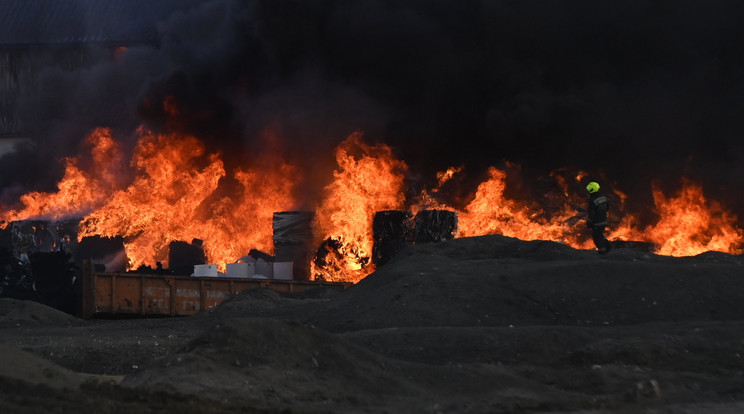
[79,260,351,318]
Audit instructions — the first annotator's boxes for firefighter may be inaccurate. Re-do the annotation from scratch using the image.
[586,181,612,254]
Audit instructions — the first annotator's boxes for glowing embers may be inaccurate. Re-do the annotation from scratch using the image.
[313,209,459,282]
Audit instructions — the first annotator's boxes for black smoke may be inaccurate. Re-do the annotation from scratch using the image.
[4,0,744,222]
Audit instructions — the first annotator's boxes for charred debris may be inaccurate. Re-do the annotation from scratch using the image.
[0,209,459,315]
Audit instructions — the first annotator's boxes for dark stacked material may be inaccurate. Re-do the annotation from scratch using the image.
[0,247,78,315]
[4,218,80,259]
[371,209,459,267]
[168,239,206,275]
[28,250,79,314]
[372,210,413,266]
[273,211,315,280]
[413,209,459,243]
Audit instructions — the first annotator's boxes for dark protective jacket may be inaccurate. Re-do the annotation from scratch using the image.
[587,192,609,227]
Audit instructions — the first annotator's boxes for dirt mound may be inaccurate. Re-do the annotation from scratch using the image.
[121,317,420,410]
[206,286,342,319]
[122,317,583,413]
[0,298,84,326]
[304,235,744,332]
[0,344,120,389]
[206,287,288,314]
[5,235,744,413]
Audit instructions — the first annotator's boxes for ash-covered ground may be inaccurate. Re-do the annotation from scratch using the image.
[2,235,744,413]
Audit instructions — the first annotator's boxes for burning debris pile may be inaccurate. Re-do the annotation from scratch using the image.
[2,1,744,323]
[4,219,80,261]
[0,206,461,310]
[2,1,744,301]
[0,127,743,300]
[0,220,81,314]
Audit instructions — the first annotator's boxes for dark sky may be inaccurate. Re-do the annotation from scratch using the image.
[4,0,744,218]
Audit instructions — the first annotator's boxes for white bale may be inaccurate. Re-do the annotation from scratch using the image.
[192,264,218,277]
[226,262,254,278]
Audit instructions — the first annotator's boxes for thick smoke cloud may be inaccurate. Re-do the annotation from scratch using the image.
[4,0,744,217]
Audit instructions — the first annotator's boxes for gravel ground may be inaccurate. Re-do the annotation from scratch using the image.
[2,235,744,413]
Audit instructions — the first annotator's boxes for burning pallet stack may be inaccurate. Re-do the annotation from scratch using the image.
[0,208,459,295]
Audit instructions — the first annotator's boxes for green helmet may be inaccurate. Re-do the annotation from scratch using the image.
[586,181,600,193]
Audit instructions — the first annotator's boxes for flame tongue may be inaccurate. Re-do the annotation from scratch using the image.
[311,132,407,282]
[435,167,587,248]
[1,128,123,223]
[644,181,743,256]
[77,127,298,271]
[79,128,226,269]
[2,125,743,282]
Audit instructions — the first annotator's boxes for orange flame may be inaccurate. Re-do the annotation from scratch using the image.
[0,127,123,223]
[417,167,744,256]
[3,124,743,284]
[436,166,463,185]
[78,127,297,270]
[610,180,743,256]
[311,132,407,282]
[455,167,584,245]
[409,166,464,214]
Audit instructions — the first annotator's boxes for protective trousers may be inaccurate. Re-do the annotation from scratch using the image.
[591,225,612,254]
